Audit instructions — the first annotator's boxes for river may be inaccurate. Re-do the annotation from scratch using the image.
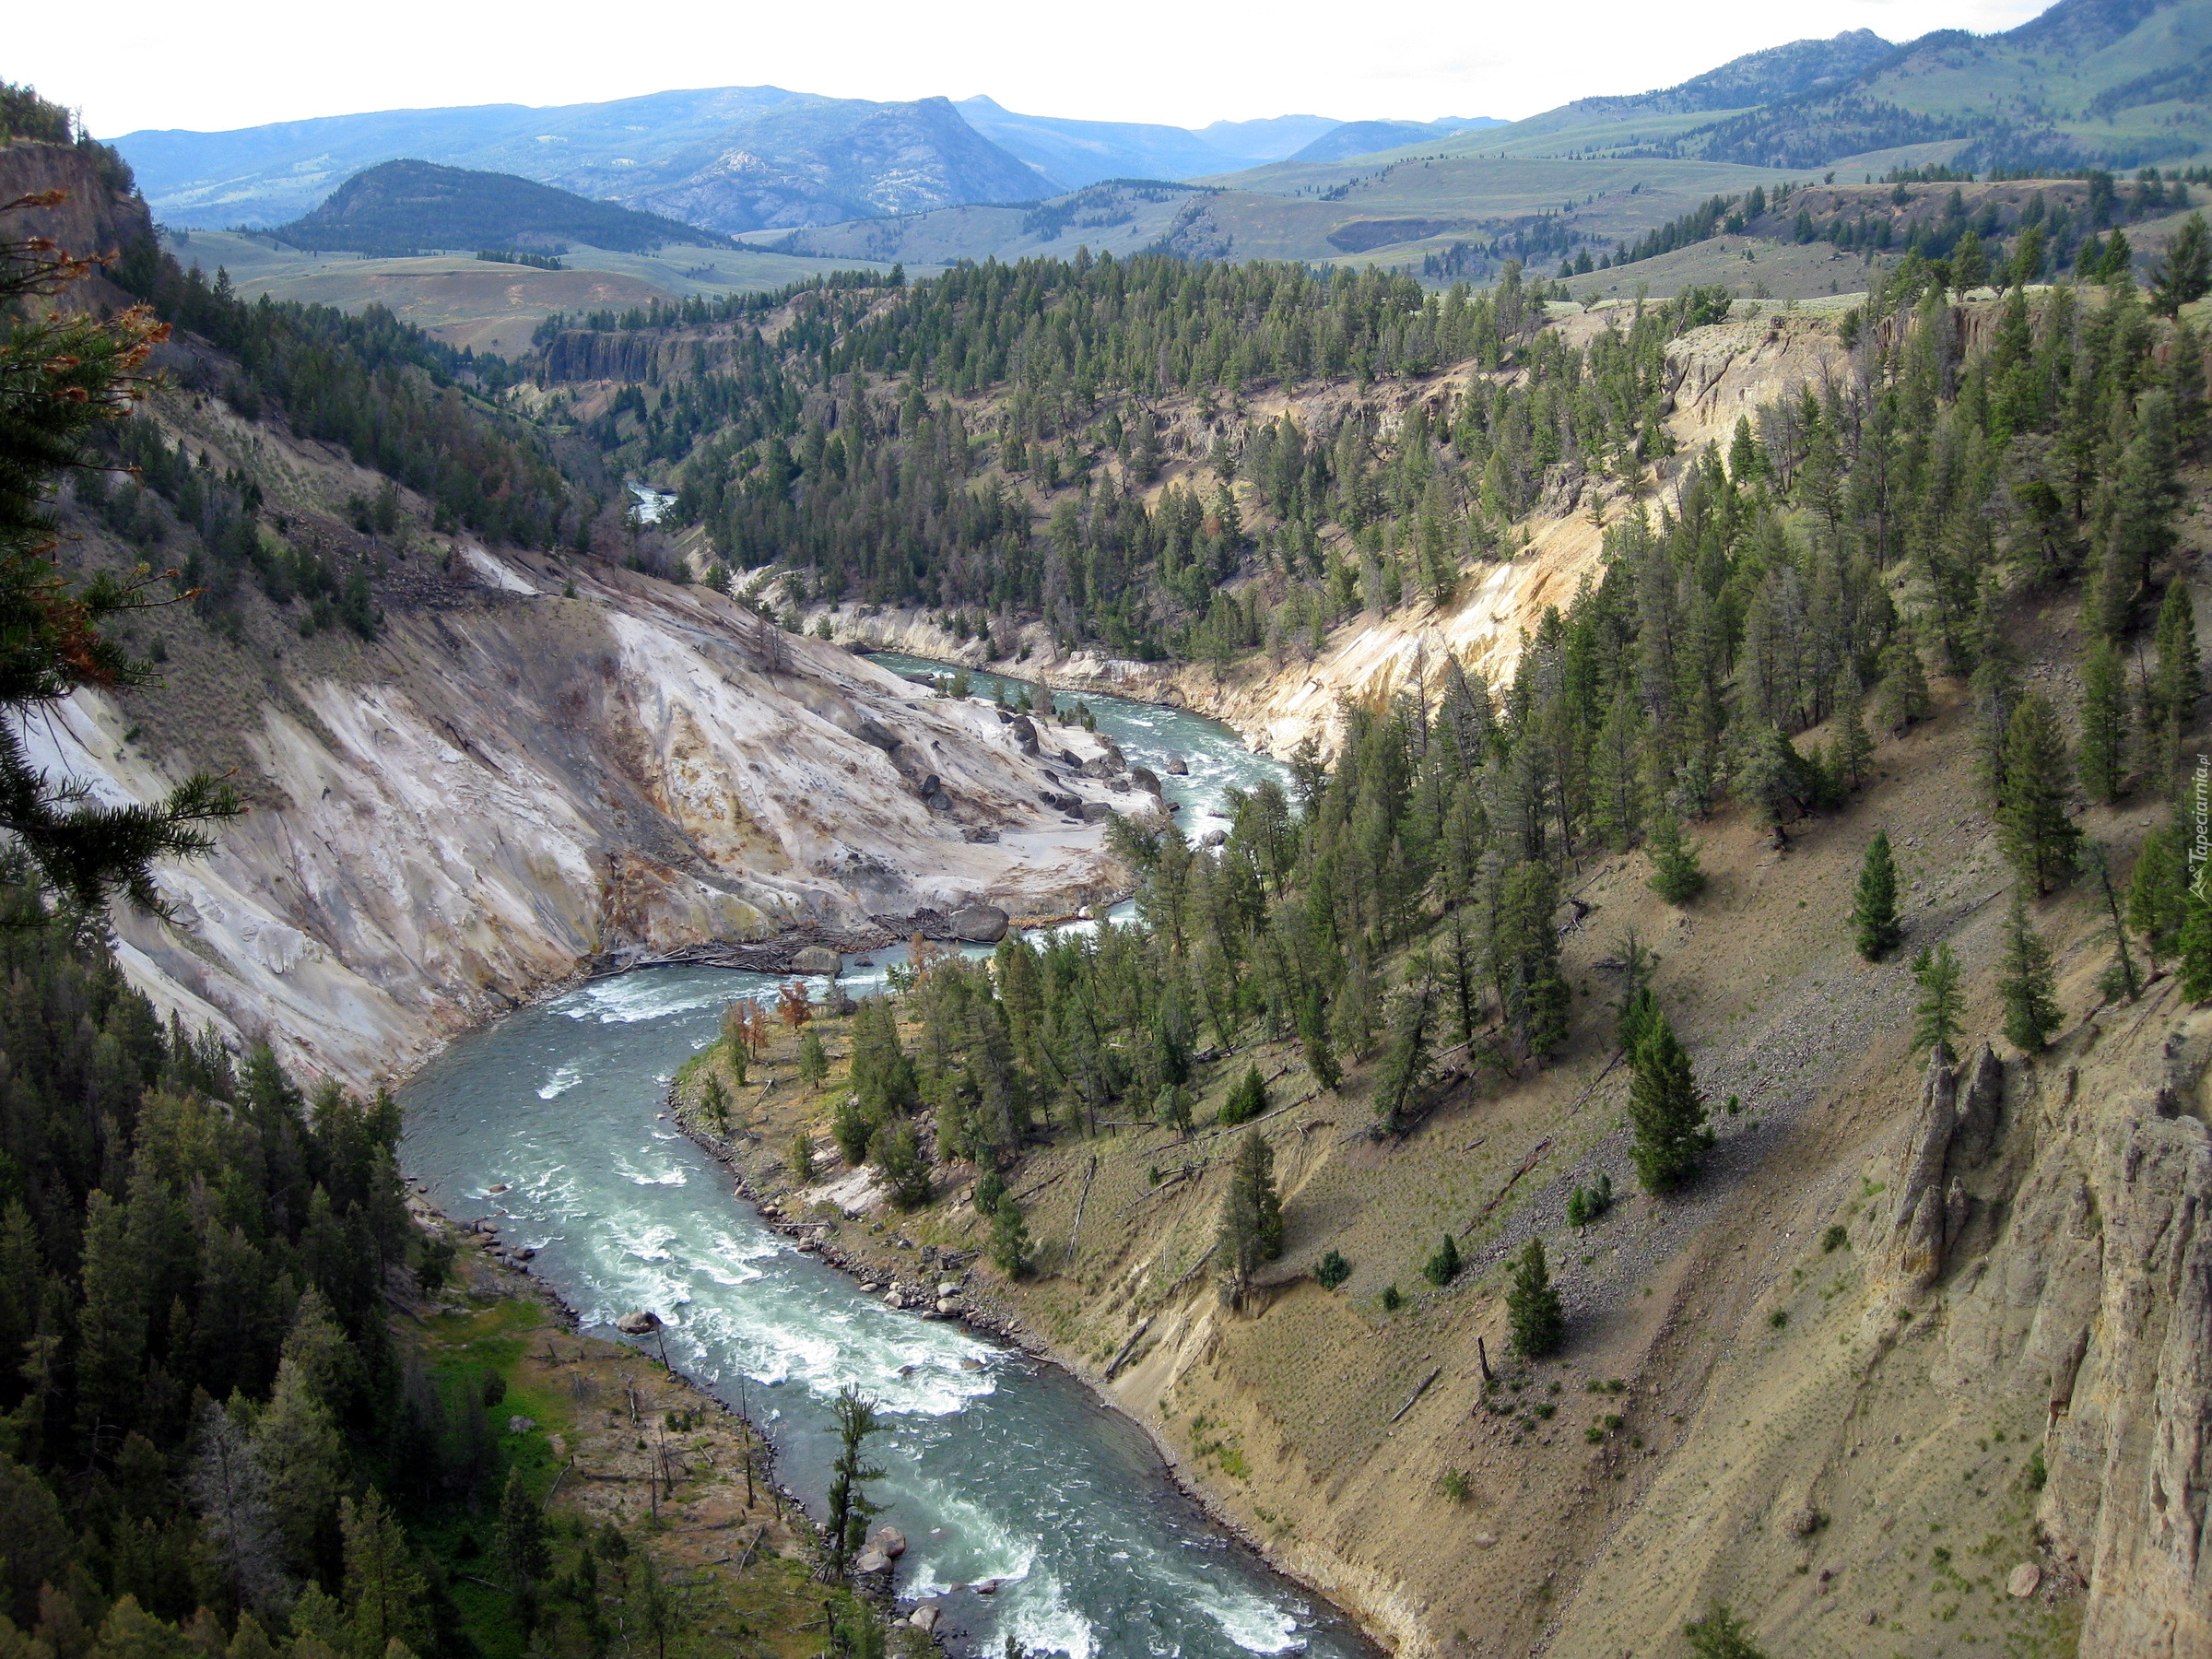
[399,665,1375,1659]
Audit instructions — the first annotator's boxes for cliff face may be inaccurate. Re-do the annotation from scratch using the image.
[32,548,1130,1090]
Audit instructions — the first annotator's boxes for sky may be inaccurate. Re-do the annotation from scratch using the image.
[29,0,2057,139]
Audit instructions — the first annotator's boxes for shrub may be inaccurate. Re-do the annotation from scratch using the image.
[1381,1283,1403,1312]
[1314,1250,1352,1290]
[1684,1603,1768,1659]
[1422,1233,1462,1287]
[1439,1469,1472,1504]
[1821,1224,1849,1253]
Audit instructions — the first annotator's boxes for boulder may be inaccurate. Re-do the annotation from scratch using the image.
[1008,715,1039,750]
[853,1549,891,1575]
[1200,829,1227,848]
[2007,1563,2041,1598]
[1081,801,1113,823]
[1164,756,1190,775]
[791,946,842,976]
[937,1281,962,1298]
[936,1297,961,1315]
[925,792,954,813]
[615,1311,662,1335]
[908,1606,940,1632]
[869,1525,908,1559]
[853,718,903,753]
[1129,765,1162,796]
[1079,755,1122,778]
[962,827,1001,843]
[949,904,1009,943]
[918,771,943,797]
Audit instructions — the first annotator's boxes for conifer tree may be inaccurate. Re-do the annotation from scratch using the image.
[989,1196,1033,1277]
[2151,212,2212,316]
[2180,887,2212,1001]
[1998,892,2064,1052]
[1911,943,1965,1057]
[1218,1065,1266,1127]
[1371,980,1436,1133]
[1494,860,1571,1063]
[1851,831,1904,959]
[342,1488,431,1658]
[1422,1231,1462,1286]
[1218,1128,1285,1300]
[2126,819,2186,960]
[1297,984,1341,1090]
[2078,636,2130,803]
[1627,1006,1711,1194]
[797,1027,829,1088]
[1996,693,2082,893]
[1646,816,1705,903]
[1505,1238,1564,1358]
[1877,629,1932,733]
[822,1385,884,1581]
[1831,677,1874,793]
[496,1468,551,1622]
[2149,577,2201,782]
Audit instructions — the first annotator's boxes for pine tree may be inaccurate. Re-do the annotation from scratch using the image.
[1646,816,1706,904]
[341,1488,431,1659]
[1494,860,1571,1064]
[1911,943,1965,1057]
[822,1385,884,1581]
[1876,629,1932,733]
[2126,819,2187,959]
[1831,677,1874,793]
[797,1027,829,1088]
[2078,636,2130,803]
[1505,1238,1564,1358]
[1997,892,2064,1052]
[1422,1232,1462,1286]
[496,1467,551,1607]
[2149,577,2201,782]
[1371,981,1436,1133]
[1996,693,2082,893]
[1219,1064,1269,1126]
[2151,212,2212,316]
[2180,886,2212,1001]
[1297,984,1341,1090]
[1218,1128,1286,1300]
[1851,831,1904,959]
[73,1189,146,1436]
[1627,1006,1711,1194]
[989,1197,1033,1278]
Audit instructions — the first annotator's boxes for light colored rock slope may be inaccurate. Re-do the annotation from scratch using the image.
[33,545,1131,1092]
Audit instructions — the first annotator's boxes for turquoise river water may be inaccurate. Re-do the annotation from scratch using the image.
[398,665,1374,1659]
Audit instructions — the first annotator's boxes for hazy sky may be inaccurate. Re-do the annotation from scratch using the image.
[37,0,2054,138]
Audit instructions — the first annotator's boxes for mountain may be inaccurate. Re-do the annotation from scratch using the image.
[1455,0,2212,174]
[950,102,1508,189]
[112,85,1050,231]
[955,97,1276,188]
[1285,116,1502,164]
[268,159,732,254]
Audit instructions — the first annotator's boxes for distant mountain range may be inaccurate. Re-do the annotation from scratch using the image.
[112,90,1506,230]
[267,159,731,255]
[112,0,2212,248]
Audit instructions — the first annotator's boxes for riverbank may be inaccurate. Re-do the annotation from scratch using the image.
[392,1193,944,1658]
[654,1079,1362,1654]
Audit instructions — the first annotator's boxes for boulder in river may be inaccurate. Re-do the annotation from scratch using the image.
[615,1311,662,1335]
[908,1606,940,1632]
[948,904,1009,943]
[1201,829,1227,847]
[853,1549,891,1575]
[791,945,841,976]
[869,1524,908,1559]
[1128,765,1161,796]
[1164,756,1189,775]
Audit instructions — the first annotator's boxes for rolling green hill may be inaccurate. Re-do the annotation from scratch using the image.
[269,159,732,256]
